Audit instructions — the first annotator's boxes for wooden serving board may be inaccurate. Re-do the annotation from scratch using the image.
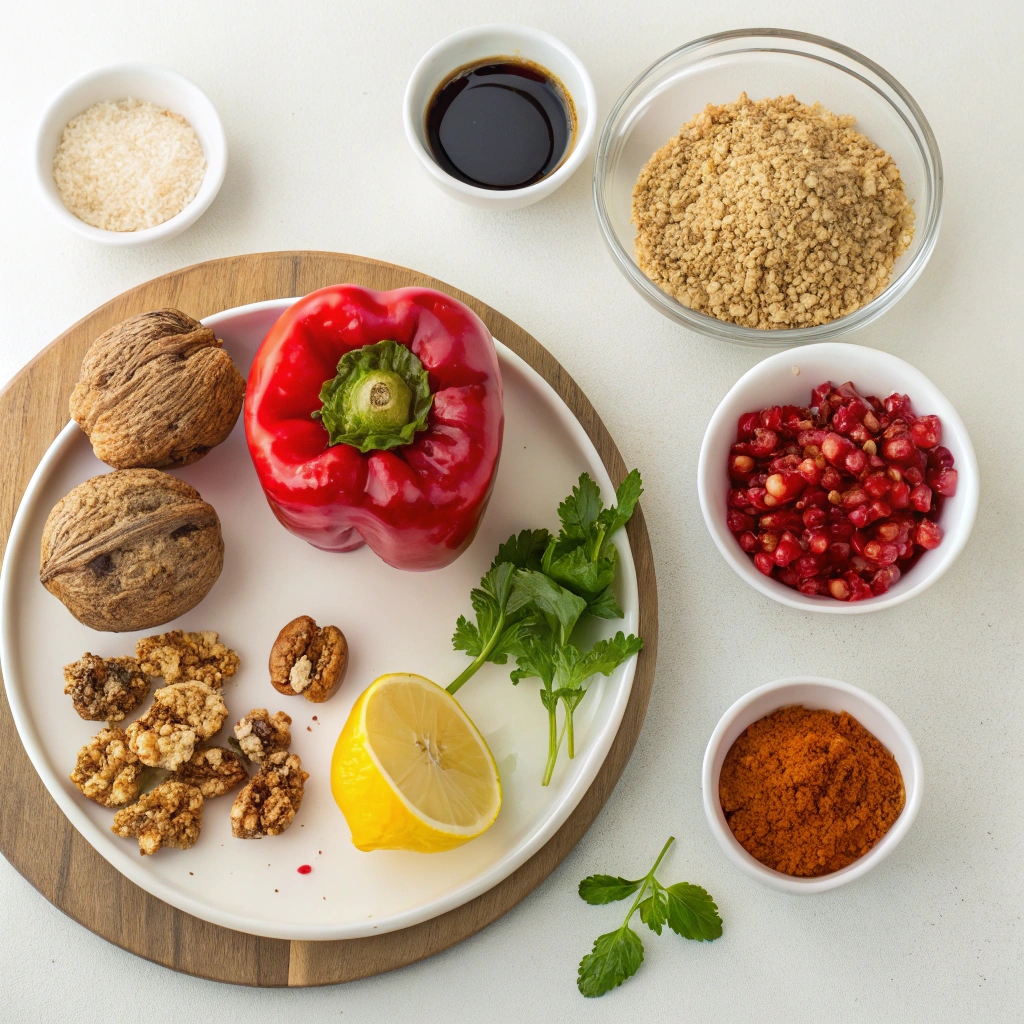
[0,251,658,987]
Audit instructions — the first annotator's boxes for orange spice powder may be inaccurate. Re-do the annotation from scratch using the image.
[718,706,905,877]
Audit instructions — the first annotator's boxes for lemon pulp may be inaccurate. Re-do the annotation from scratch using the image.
[331,673,501,852]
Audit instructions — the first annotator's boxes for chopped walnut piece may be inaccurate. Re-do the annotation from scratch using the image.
[230,751,308,839]
[63,653,150,721]
[112,780,203,855]
[269,615,348,702]
[174,746,248,798]
[125,681,228,770]
[135,630,240,687]
[234,708,291,763]
[69,727,142,807]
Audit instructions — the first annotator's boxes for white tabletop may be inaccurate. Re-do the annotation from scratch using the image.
[3,1,1021,1021]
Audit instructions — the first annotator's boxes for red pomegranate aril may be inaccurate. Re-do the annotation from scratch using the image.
[910,416,942,449]
[759,532,779,553]
[841,488,869,509]
[797,458,822,485]
[828,578,851,601]
[904,465,924,486]
[760,406,783,431]
[883,436,916,462]
[731,454,755,476]
[746,487,770,510]
[851,531,869,557]
[884,393,911,417]
[931,467,958,497]
[795,553,823,578]
[776,568,799,587]
[870,565,901,595]
[848,506,870,529]
[910,484,932,513]
[845,449,868,475]
[820,467,843,491]
[759,510,803,532]
[847,575,874,602]
[799,429,826,447]
[802,506,827,529]
[773,533,803,567]
[821,433,855,466]
[766,472,805,502]
[875,521,901,543]
[806,529,830,555]
[930,445,954,470]
[739,531,758,553]
[737,411,760,438]
[768,454,802,474]
[749,427,779,456]
[829,518,855,540]
[916,520,944,549]
[727,509,755,534]
[863,410,880,433]
[753,552,775,576]
[863,473,891,499]
[889,480,910,508]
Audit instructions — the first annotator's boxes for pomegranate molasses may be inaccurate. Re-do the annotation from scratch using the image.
[426,58,574,190]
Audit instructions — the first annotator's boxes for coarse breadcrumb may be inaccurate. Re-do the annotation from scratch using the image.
[125,681,228,770]
[136,630,239,688]
[631,93,915,329]
[53,98,206,232]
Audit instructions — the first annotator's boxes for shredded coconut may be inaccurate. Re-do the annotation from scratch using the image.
[53,98,206,232]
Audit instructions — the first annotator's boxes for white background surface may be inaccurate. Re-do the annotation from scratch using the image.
[1,1,1020,1021]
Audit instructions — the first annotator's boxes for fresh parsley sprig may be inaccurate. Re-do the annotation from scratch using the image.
[577,837,722,998]
[447,471,644,785]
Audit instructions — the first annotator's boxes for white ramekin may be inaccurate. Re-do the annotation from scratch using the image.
[697,343,979,614]
[403,25,596,210]
[702,676,923,894]
[35,63,227,246]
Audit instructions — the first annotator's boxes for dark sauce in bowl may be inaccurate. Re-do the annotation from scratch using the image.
[426,58,575,190]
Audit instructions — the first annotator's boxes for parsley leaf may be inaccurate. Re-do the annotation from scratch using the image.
[491,529,551,572]
[511,569,587,644]
[577,927,644,998]
[576,838,722,998]
[597,469,643,538]
[578,875,643,905]
[557,474,604,542]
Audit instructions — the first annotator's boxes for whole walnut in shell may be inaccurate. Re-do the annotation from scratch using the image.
[70,309,245,469]
[39,469,223,632]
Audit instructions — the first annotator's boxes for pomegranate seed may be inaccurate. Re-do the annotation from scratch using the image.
[753,552,774,576]
[821,467,843,491]
[798,578,826,596]
[739,531,758,553]
[864,473,891,499]
[737,411,760,438]
[803,507,827,529]
[796,553,823,577]
[910,484,933,513]
[910,416,942,449]
[845,449,868,475]
[811,382,834,406]
[930,446,955,471]
[773,533,804,567]
[904,465,924,486]
[748,428,779,457]
[797,458,822,485]
[760,406,783,431]
[759,510,803,531]
[831,404,861,434]
[884,393,912,417]
[870,565,901,594]
[759,532,779,553]
[746,487,770,511]
[731,454,755,476]
[768,454,802,474]
[828,541,851,563]
[851,531,869,557]
[806,529,830,555]
[799,429,826,447]
[915,520,944,550]
[883,436,916,462]
[847,576,874,602]
[842,488,869,509]
[777,568,800,587]
[875,521,901,543]
[828,489,843,505]
[932,468,958,497]
[828,578,851,601]
[862,439,878,456]
[848,506,870,529]
[727,509,755,533]
[889,481,910,508]
[766,472,805,502]
[822,432,854,466]
[830,519,855,540]
[862,411,880,433]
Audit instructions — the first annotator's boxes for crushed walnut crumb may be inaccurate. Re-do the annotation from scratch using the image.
[230,751,308,839]
[112,780,203,855]
[136,630,239,687]
[632,93,915,329]
[63,653,150,722]
[125,681,228,770]
[69,726,142,807]
[173,745,248,798]
[234,708,291,763]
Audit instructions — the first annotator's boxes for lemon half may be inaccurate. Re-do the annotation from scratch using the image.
[331,673,501,853]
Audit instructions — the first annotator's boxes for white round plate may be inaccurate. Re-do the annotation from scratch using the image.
[0,298,639,941]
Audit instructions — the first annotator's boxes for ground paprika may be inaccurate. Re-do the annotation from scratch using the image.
[719,705,905,877]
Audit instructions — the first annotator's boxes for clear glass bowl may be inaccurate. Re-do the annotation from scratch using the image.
[593,29,943,348]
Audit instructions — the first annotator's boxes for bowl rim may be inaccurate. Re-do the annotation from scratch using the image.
[696,342,980,613]
[593,26,944,347]
[35,61,227,246]
[701,675,924,893]
[402,23,597,203]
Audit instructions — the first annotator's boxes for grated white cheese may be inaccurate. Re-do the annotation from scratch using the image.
[53,98,207,232]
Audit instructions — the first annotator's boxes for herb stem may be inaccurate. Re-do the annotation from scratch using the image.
[620,836,675,928]
[542,703,559,786]
[447,608,506,694]
[566,706,576,759]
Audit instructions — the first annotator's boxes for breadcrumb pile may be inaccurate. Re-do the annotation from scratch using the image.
[632,93,915,329]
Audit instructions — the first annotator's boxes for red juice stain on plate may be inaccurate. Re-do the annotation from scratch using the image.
[297,864,312,874]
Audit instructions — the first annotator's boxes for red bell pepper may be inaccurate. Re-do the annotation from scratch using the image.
[245,284,504,571]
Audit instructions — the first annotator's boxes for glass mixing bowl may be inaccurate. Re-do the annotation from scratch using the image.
[593,29,943,348]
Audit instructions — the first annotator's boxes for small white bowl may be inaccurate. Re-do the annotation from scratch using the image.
[702,676,923,893]
[697,342,979,613]
[403,25,596,210]
[35,63,227,245]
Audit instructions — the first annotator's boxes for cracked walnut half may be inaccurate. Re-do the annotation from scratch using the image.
[174,746,248,798]
[69,726,143,807]
[63,653,150,722]
[230,751,308,839]
[125,681,228,770]
[112,780,203,855]
[136,630,239,687]
[234,708,291,763]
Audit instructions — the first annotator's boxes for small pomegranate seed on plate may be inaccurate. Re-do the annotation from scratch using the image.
[889,480,911,508]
